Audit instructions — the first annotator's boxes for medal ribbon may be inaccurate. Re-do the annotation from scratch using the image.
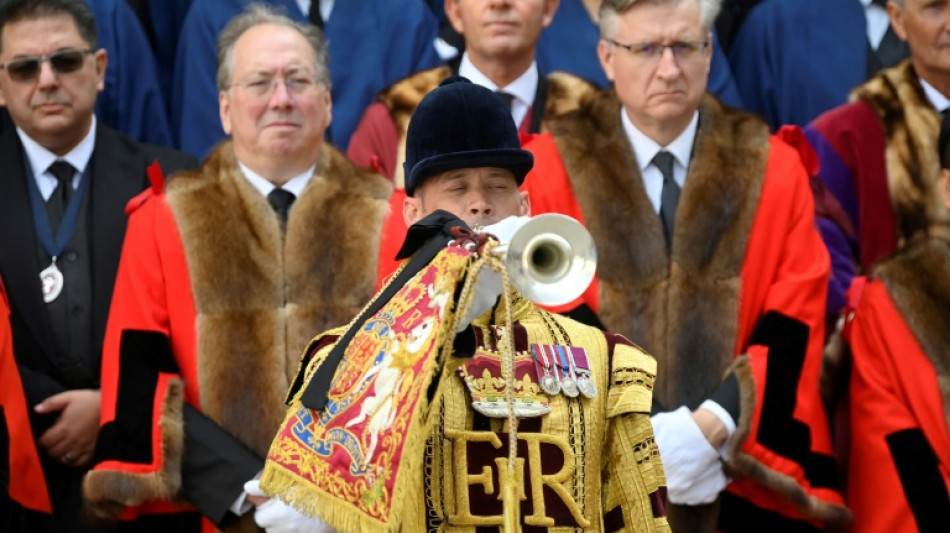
[556,345,572,375]
[23,153,92,259]
[570,347,590,371]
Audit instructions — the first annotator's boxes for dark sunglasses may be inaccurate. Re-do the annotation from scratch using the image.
[0,48,94,81]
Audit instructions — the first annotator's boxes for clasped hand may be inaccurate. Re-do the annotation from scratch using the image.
[650,406,729,505]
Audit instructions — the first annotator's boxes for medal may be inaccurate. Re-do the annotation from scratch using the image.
[531,344,561,396]
[40,257,64,303]
[577,375,597,399]
[570,347,598,399]
[23,156,89,306]
[556,346,579,398]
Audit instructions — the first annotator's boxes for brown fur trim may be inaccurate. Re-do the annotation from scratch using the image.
[540,71,601,126]
[875,232,950,433]
[852,61,942,242]
[726,449,852,526]
[376,68,598,188]
[548,92,768,410]
[723,357,852,526]
[723,355,757,462]
[819,322,850,417]
[166,142,390,455]
[83,379,185,517]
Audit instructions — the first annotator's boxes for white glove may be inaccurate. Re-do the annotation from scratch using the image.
[244,480,336,533]
[651,406,729,505]
[481,215,531,244]
[457,269,502,331]
[455,216,530,331]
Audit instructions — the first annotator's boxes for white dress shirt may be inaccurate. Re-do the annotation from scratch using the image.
[238,162,316,199]
[859,0,891,50]
[620,109,699,214]
[296,0,334,22]
[458,53,538,129]
[18,117,97,201]
[920,77,950,115]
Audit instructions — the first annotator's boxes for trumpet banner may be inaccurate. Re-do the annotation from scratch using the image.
[260,246,473,533]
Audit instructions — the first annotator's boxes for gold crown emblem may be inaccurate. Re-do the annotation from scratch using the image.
[459,350,551,418]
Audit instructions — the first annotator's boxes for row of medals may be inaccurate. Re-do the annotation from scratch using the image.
[538,362,598,399]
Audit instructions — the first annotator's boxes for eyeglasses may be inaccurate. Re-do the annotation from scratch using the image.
[0,48,95,81]
[604,39,709,64]
[230,75,322,99]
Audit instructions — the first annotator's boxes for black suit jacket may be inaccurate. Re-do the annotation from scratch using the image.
[0,123,196,411]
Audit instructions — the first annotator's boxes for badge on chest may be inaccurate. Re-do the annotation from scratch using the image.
[458,340,598,420]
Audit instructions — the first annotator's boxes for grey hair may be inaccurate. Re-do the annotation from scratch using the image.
[599,0,722,37]
[216,3,329,92]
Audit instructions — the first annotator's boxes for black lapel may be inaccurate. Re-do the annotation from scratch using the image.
[87,126,149,357]
[0,127,56,357]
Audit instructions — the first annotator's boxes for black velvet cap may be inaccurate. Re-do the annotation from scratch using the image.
[403,76,534,195]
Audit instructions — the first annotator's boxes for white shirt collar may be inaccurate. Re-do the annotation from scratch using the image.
[458,52,538,127]
[860,0,890,50]
[296,0,334,21]
[238,161,315,199]
[621,109,698,176]
[18,116,97,200]
[621,109,698,214]
[920,77,950,114]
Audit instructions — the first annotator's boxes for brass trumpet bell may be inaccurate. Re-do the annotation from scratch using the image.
[493,214,597,306]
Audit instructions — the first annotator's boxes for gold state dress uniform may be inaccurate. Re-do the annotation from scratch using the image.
[260,222,670,533]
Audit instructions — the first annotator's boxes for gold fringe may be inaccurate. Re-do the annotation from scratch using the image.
[263,250,485,532]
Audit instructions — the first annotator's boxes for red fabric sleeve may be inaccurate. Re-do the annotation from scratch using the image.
[729,136,843,519]
[847,282,950,532]
[99,194,197,428]
[90,194,198,518]
[0,279,52,513]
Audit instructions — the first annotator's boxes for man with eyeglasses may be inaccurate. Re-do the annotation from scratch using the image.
[171,0,441,160]
[83,5,390,533]
[532,0,848,530]
[0,1,195,532]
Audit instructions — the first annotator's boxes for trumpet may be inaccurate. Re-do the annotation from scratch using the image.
[488,213,597,306]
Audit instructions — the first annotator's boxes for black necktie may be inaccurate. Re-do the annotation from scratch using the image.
[495,90,515,113]
[267,188,296,227]
[308,0,324,28]
[870,0,887,7]
[47,160,75,231]
[653,151,680,252]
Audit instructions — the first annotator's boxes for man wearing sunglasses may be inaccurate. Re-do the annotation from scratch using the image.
[0,1,196,532]
[531,0,848,530]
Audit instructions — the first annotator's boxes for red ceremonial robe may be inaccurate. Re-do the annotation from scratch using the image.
[84,143,390,531]
[542,91,848,530]
[846,231,950,532]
